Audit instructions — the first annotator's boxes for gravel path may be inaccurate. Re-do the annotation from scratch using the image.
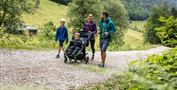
[90,46,170,70]
[0,46,169,90]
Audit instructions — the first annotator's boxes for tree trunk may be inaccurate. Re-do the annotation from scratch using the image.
[0,0,9,27]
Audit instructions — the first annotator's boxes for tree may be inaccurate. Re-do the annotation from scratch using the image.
[122,0,164,20]
[145,3,170,44]
[102,0,129,48]
[155,16,177,47]
[67,0,101,32]
[35,0,40,8]
[0,0,35,33]
[171,7,177,18]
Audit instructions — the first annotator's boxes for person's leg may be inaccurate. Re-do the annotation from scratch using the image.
[61,47,64,52]
[90,39,95,60]
[101,50,106,64]
[56,46,61,58]
[74,47,80,56]
[56,41,64,58]
[99,39,104,66]
[71,47,79,56]
[99,39,110,67]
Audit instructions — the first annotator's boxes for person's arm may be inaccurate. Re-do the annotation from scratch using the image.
[97,20,101,34]
[108,22,116,37]
[55,28,59,41]
[92,23,97,34]
[65,27,69,43]
[83,23,87,31]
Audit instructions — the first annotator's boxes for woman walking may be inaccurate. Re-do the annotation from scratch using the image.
[83,14,97,60]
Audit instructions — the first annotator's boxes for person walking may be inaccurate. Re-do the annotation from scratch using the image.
[83,14,97,60]
[55,18,69,58]
[98,12,116,67]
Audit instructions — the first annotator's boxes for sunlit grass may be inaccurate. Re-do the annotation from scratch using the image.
[22,0,68,27]
[129,20,147,31]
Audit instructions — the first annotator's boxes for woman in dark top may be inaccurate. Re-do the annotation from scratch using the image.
[83,14,97,60]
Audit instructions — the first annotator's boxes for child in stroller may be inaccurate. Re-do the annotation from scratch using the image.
[64,31,90,63]
[67,32,82,57]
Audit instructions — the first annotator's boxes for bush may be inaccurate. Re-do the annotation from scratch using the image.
[41,21,56,40]
[145,3,170,44]
[0,22,57,49]
[155,16,177,47]
[118,47,177,90]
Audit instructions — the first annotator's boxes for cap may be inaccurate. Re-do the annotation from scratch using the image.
[88,14,93,17]
[60,18,65,22]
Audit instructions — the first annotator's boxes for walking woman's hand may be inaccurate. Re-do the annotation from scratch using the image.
[98,30,101,34]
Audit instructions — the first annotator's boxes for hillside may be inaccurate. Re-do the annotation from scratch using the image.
[123,0,177,20]
[22,0,68,27]
[21,0,151,50]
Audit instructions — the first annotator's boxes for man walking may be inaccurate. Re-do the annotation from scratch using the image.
[55,19,69,58]
[98,12,116,67]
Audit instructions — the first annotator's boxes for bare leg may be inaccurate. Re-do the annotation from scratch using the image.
[56,46,61,58]
[101,50,106,64]
[58,46,61,55]
[61,47,65,52]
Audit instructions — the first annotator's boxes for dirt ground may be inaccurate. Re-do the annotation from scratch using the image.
[0,46,169,90]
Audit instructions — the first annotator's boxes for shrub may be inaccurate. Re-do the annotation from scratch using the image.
[41,21,56,40]
[118,47,177,90]
[145,3,170,44]
[155,16,177,47]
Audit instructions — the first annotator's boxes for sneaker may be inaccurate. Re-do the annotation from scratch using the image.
[98,63,105,67]
[56,55,60,58]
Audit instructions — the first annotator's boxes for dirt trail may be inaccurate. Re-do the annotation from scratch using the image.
[91,46,170,70]
[0,46,169,90]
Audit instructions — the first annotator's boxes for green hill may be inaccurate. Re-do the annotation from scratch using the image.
[22,0,68,27]
[123,0,177,20]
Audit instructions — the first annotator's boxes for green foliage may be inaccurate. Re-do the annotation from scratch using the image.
[41,21,56,40]
[122,0,164,20]
[117,47,177,90]
[123,0,177,20]
[67,0,101,32]
[155,16,177,47]
[0,0,35,33]
[145,4,170,44]
[84,47,177,90]
[102,0,129,48]
[171,7,177,18]
[0,22,57,49]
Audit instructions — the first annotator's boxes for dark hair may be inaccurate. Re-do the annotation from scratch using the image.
[102,12,109,18]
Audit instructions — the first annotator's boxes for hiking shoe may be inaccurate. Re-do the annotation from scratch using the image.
[56,55,60,58]
[98,63,105,67]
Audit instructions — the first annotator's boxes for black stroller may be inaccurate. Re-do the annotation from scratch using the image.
[64,31,90,63]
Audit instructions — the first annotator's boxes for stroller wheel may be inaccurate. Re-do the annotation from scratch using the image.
[85,56,89,64]
[64,56,68,63]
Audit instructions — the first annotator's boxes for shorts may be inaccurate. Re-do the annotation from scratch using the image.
[100,38,110,52]
[59,40,64,47]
